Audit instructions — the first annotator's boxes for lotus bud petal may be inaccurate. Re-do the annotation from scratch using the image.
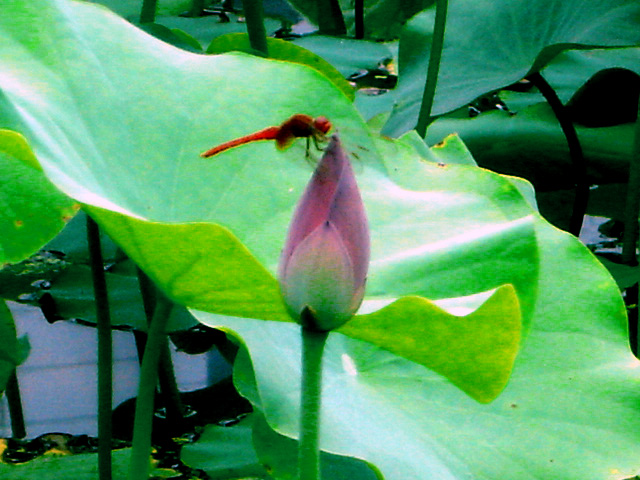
[278,134,370,331]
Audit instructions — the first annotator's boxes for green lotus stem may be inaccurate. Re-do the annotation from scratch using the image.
[527,72,588,237]
[354,0,364,39]
[136,268,185,436]
[158,341,185,435]
[188,0,205,17]
[128,293,173,480]
[139,0,157,23]
[416,0,448,138]
[86,215,113,480]
[5,369,26,439]
[136,267,157,319]
[242,0,268,56]
[298,325,329,480]
[622,100,640,265]
[621,101,640,353]
[317,0,347,35]
[626,284,639,356]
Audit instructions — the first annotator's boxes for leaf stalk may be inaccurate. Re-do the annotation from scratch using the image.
[5,369,26,439]
[243,0,269,56]
[622,99,640,265]
[87,215,113,480]
[317,0,347,35]
[527,72,588,236]
[354,0,364,39]
[128,293,174,480]
[416,0,448,138]
[298,325,328,480]
[139,0,157,23]
[136,268,185,437]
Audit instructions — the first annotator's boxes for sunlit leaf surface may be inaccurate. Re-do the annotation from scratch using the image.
[202,221,639,480]
[0,131,77,264]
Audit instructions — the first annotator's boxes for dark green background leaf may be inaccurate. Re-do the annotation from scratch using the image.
[207,33,355,100]
[384,0,640,136]
[0,448,130,480]
[181,416,268,478]
[426,103,632,191]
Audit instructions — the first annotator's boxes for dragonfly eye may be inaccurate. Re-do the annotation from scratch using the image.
[314,116,332,135]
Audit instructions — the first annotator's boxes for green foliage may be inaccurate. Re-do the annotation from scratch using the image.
[543,48,640,105]
[288,0,433,40]
[0,0,637,479]
[0,0,532,403]
[202,220,636,479]
[45,264,198,331]
[293,36,395,78]
[0,448,130,480]
[427,103,633,190]
[384,0,640,136]
[423,47,640,195]
[181,413,384,479]
[181,416,266,477]
[88,0,190,19]
[207,33,355,100]
[343,285,521,403]
[0,131,77,265]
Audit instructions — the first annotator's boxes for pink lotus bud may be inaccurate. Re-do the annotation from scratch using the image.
[278,134,370,331]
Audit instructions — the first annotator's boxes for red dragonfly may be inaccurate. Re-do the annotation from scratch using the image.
[200,114,332,158]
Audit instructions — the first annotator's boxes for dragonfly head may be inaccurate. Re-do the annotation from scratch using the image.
[313,116,332,135]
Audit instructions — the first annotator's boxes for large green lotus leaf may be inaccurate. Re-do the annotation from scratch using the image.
[366,135,538,322]
[89,141,535,401]
[0,130,77,264]
[0,0,373,308]
[0,0,538,402]
[83,208,289,320]
[198,219,639,480]
[383,0,640,136]
[338,132,537,401]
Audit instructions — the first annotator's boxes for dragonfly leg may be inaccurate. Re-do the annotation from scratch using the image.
[311,135,326,152]
[305,137,312,161]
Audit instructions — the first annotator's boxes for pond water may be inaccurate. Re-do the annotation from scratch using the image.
[0,302,230,438]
